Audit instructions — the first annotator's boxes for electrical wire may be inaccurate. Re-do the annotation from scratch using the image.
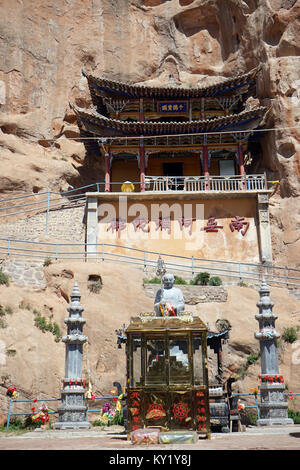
[36,124,300,143]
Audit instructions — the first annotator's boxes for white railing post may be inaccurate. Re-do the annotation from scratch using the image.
[239,263,242,283]
[45,191,50,235]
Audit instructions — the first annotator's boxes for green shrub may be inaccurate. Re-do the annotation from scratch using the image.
[240,409,258,426]
[43,257,52,267]
[6,416,40,430]
[144,277,161,284]
[6,349,16,356]
[288,409,300,424]
[88,279,102,293]
[174,276,187,285]
[246,352,260,367]
[34,315,49,332]
[238,352,260,378]
[52,322,62,342]
[144,276,188,285]
[34,314,62,342]
[190,272,210,286]
[92,412,124,427]
[209,276,222,286]
[0,271,9,286]
[282,327,297,344]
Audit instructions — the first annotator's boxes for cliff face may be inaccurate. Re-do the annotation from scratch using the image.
[0,0,299,265]
[0,1,300,421]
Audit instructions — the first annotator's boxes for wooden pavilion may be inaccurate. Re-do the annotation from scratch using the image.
[72,66,268,193]
[72,67,273,264]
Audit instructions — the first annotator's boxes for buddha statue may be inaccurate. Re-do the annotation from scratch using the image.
[154,273,185,316]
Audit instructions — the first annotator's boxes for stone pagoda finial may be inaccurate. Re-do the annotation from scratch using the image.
[71,281,80,297]
[255,279,293,426]
[54,282,91,429]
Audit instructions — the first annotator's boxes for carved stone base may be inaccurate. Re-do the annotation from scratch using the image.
[257,418,294,426]
[54,385,91,429]
[53,421,91,430]
[257,383,294,426]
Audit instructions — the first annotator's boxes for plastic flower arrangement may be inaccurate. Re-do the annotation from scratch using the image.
[6,386,19,399]
[287,393,297,411]
[250,387,259,397]
[99,395,123,426]
[31,402,50,425]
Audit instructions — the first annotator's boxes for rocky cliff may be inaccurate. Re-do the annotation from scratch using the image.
[0,0,300,424]
[0,0,299,265]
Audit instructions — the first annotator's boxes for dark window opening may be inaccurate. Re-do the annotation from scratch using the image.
[163,162,183,176]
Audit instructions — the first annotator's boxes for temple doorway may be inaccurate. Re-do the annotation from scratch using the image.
[163,162,183,176]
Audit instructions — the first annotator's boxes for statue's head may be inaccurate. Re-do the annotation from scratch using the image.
[163,273,174,289]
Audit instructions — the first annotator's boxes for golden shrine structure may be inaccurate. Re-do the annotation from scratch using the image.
[72,66,273,264]
[125,314,210,438]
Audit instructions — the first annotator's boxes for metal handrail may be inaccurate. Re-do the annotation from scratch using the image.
[144,174,267,192]
[0,238,299,287]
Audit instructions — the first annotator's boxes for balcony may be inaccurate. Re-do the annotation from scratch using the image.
[144,174,267,192]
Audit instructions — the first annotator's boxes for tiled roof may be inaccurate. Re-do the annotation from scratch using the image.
[82,66,261,99]
[72,105,268,136]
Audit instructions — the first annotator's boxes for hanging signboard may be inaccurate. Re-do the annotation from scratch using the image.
[157,101,189,114]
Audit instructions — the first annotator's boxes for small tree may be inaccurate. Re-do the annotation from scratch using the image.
[209,276,222,286]
[190,272,210,286]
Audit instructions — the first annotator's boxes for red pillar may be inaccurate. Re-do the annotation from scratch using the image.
[237,143,247,190]
[139,139,146,192]
[139,100,146,192]
[203,136,210,190]
[104,152,111,192]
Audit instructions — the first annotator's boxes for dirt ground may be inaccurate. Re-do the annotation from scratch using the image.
[0,425,299,453]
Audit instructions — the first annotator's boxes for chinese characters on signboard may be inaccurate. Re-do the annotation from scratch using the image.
[158,101,188,114]
[229,216,250,236]
[105,216,249,237]
[202,217,223,233]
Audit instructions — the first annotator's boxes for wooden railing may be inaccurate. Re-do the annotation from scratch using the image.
[144,174,267,192]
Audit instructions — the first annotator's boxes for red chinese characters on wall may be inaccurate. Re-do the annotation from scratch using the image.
[155,217,171,234]
[178,217,195,236]
[202,217,223,232]
[132,218,150,233]
[106,218,127,236]
[229,216,250,236]
[105,215,250,238]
